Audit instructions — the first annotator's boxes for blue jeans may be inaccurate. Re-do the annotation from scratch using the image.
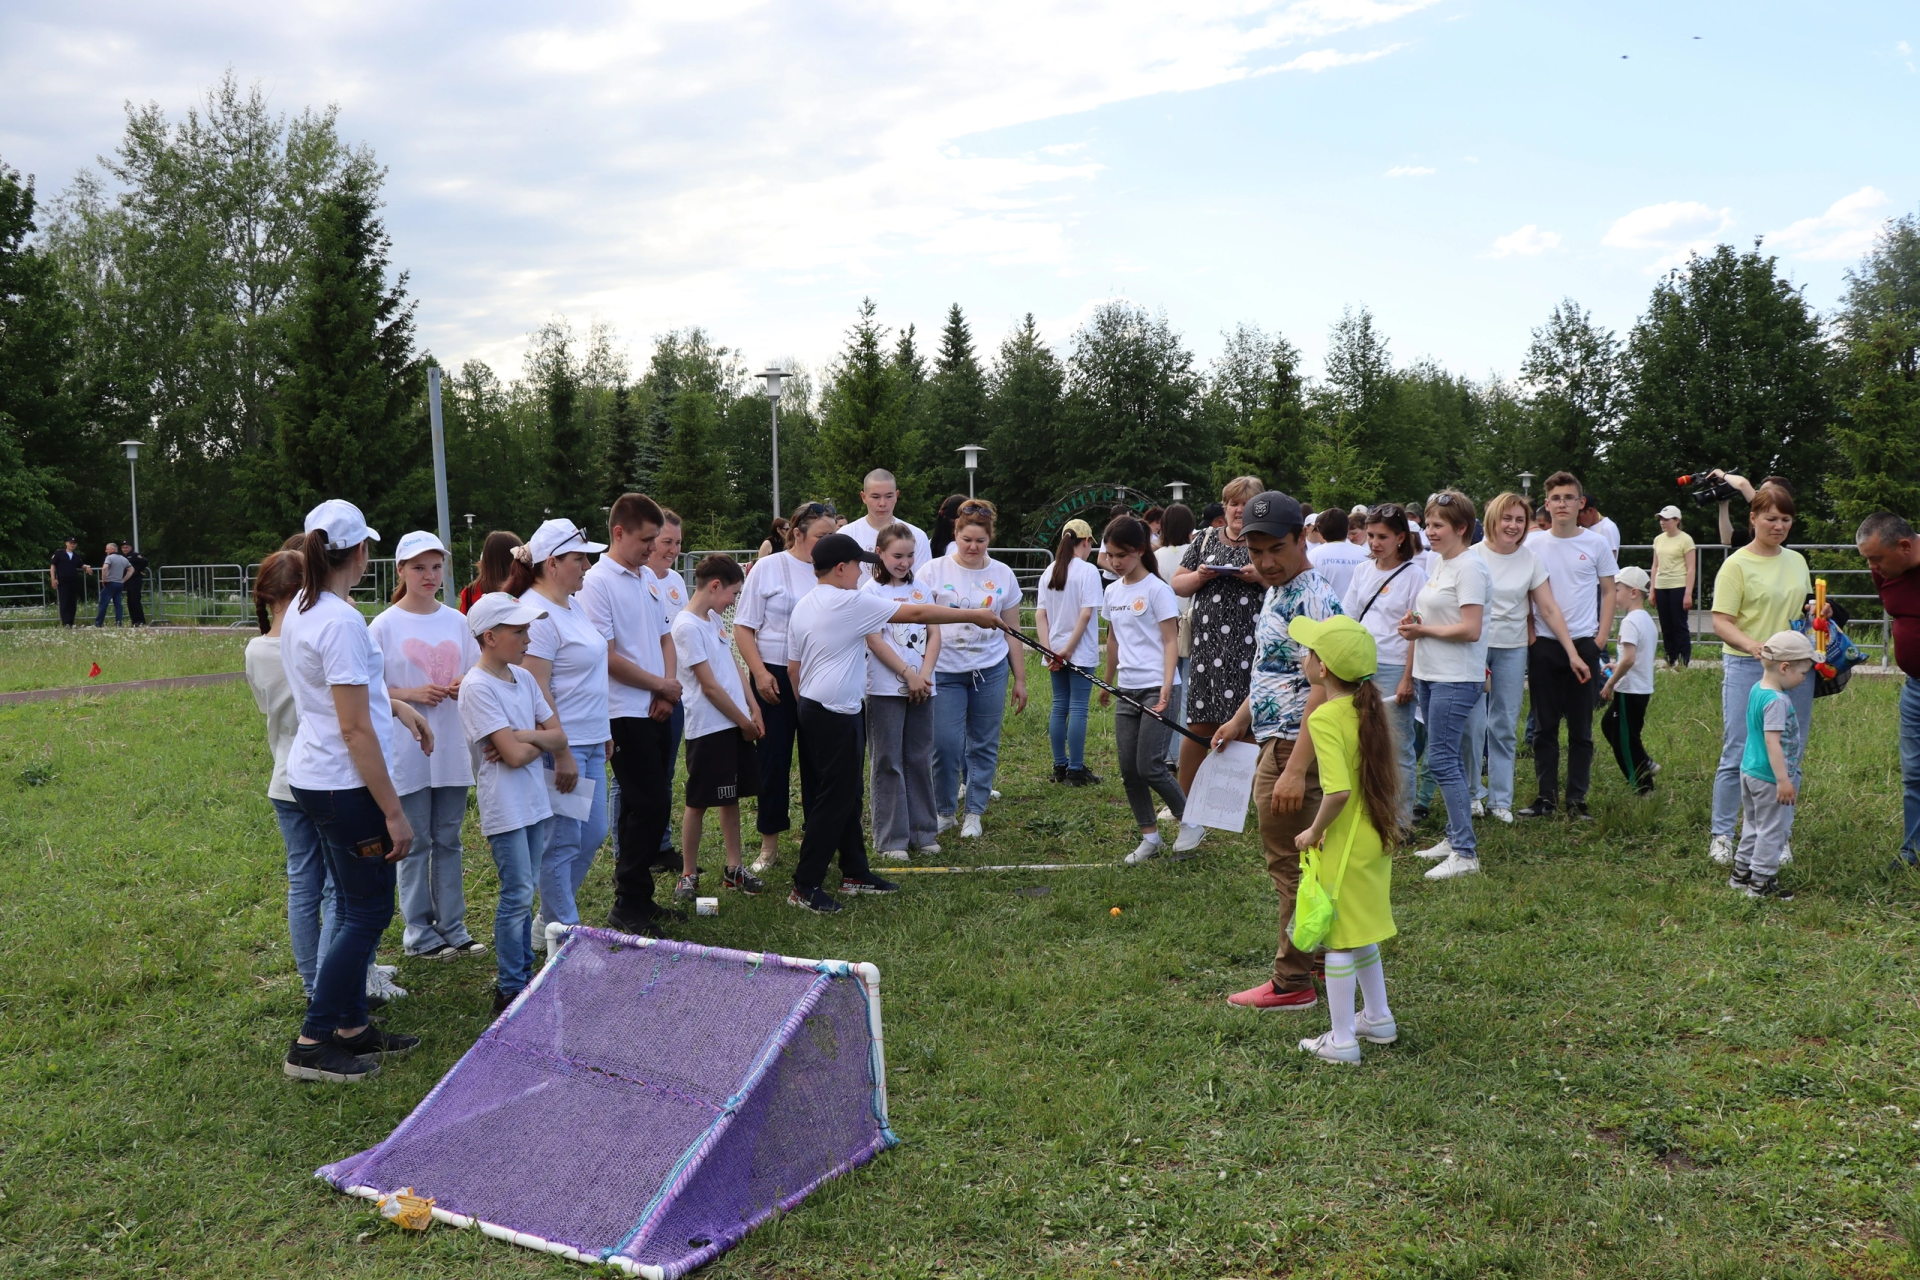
[537,743,609,928]
[1048,668,1092,769]
[396,785,474,954]
[488,819,551,996]
[933,661,1009,817]
[1903,678,1920,859]
[1712,654,1814,839]
[94,580,124,626]
[273,797,336,1000]
[1371,663,1417,828]
[1467,646,1528,810]
[291,786,397,1038]
[1418,679,1484,857]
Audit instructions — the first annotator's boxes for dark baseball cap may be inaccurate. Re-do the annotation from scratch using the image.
[64,534,78,542]
[811,532,884,573]
[1240,491,1305,539]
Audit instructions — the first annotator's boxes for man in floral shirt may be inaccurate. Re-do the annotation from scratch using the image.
[1211,491,1343,1011]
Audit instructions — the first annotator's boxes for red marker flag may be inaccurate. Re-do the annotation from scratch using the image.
[88,662,101,678]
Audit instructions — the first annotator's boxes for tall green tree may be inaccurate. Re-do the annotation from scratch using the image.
[1307,307,1403,501]
[653,389,731,535]
[1613,244,1834,543]
[911,305,990,523]
[1057,301,1207,504]
[816,298,911,515]
[1304,410,1382,513]
[1517,299,1620,492]
[1209,323,1306,499]
[979,313,1064,534]
[0,162,70,562]
[602,381,642,504]
[271,173,428,557]
[1829,213,1920,528]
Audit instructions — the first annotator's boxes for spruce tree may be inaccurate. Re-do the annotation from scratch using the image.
[981,313,1061,531]
[1213,326,1307,498]
[602,381,642,503]
[917,304,989,522]
[1829,214,1920,530]
[0,162,68,562]
[653,389,731,535]
[817,298,908,514]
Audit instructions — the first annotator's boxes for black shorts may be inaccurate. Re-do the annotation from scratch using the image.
[684,728,760,809]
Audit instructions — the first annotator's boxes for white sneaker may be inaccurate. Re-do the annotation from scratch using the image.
[1708,835,1734,865]
[916,841,942,856]
[1425,851,1480,881]
[1413,837,1453,861]
[1297,1031,1361,1064]
[1125,836,1163,865]
[750,849,777,875]
[960,814,983,839]
[373,963,398,978]
[1648,760,1663,776]
[1470,799,1486,818]
[1779,842,1792,866]
[936,814,957,835]
[989,789,1001,801]
[1491,807,1514,825]
[1172,822,1206,853]
[530,915,549,952]
[880,849,910,862]
[1356,1011,1398,1044]
[366,968,408,1001]
[1156,805,1175,823]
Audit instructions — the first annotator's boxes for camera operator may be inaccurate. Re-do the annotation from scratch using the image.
[1702,471,1795,549]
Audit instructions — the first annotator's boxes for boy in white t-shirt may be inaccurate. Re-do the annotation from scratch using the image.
[1599,566,1659,794]
[670,554,767,903]
[785,534,1004,914]
[460,593,568,1014]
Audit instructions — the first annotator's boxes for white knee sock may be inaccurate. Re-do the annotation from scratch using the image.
[1324,949,1358,1044]
[1354,944,1391,1023]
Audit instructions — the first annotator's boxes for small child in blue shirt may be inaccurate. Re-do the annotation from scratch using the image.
[1731,630,1816,900]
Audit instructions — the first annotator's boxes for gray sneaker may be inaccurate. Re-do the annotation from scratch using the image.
[673,872,700,903]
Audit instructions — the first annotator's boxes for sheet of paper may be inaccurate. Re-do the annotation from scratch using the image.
[545,769,595,822]
[1186,740,1260,833]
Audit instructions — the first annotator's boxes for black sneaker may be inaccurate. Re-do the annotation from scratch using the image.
[840,873,899,895]
[1064,766,1102,787]
[285,1037,380,1083]
[1887,850,1920,873]
[332,1021,420,1058]
[1515,799,1555,819]
[650,849,681,872]
[1727,868,1754,891]
[723,865,765,895]
[1052,764,1068,783]
[1744,875,1794,901]
[411,943,458,962]
[1412,804,1430,822]
[450,939,488,957]
[787,886,844,914]
[1569,802,1593,822]
[606,906,663,938]
[491,986,516,1015]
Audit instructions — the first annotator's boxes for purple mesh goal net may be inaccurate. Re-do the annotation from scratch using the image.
[317,928,898,1278]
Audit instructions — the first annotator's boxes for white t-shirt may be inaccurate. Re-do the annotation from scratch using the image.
[244,635,298,803]
[733,550,817,667]
[369,603,480,792]
[672,610,749,739]
[648,565,689,622]
[521,587,613,743]
[578,557,670,721]
[1615,608,1658,696]
[1469,542,1549,651]
[1526,528,1619,639]
[788,584,902,714]
[1102,574,1182,690]
[1307,540,1369,605]
[846,518,932,581]
[1412,552,1494,684]
[863,577,937,697]
[1592,516,1622,557]
[458,663,555,837]
[282,590,398,792]
[917,555,1021,675]
[1341,558,1428,668]
[1037,557,1105,668]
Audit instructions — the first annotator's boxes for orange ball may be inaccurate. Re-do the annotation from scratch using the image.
[1110,906,1122,917]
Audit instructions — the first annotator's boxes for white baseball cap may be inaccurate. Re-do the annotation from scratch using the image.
[393,530,448,563]
[466,591,548,636]
[304,499,379,548]
[1303,511,1320,526]
[526,518,608,564]
[1658,505,1682,521]
[1615,565,1651,592]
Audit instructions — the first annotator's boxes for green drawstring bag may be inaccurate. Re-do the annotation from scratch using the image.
[1291,816,1358,953]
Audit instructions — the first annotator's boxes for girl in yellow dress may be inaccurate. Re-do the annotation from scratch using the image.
[1286,615,1406,1064]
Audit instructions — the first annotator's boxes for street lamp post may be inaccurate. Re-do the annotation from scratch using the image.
[119,440,146,552]
[1165,480,1188,505]
[463,514,474,585]
[955,444,985,498]
[1519,471,1535,498]
[759,368,793,520]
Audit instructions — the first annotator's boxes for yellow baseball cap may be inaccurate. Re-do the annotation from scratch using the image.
[1062,518,1093,539]
[1287,614,1377,681]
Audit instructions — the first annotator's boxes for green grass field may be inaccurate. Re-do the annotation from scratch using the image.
[2,636,1919,1278]
[0,626,249,693]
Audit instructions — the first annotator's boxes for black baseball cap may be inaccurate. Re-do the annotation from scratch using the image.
[1240,491,1305,539]
[64,534,77,542]
[811,532,884,573]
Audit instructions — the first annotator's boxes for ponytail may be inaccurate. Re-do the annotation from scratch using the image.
[253,551,305,633]
[1047,529,1086,592]
[502,541,539,597]
[1349,678,1406,847]
[297,530,360,614]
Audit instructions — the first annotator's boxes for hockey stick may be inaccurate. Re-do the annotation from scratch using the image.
[1003,626,1211,746]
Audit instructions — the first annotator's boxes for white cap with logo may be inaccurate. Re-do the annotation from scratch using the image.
[304,499,379,548]
[526,518,608,564]
[466,591,548,637]
[1657,505,1683,521]
[393,530,448,563]
[1615,565,1651,592]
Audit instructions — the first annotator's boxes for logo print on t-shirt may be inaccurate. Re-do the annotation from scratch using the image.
[1130,596,1147,613]
[911,590,925,602]
[402,638,463,687]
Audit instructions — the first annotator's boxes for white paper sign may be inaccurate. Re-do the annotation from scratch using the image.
[545,769,596,822]
[1186,740,1260,833]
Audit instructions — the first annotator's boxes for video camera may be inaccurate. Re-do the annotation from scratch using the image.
[1676,469,1740,506]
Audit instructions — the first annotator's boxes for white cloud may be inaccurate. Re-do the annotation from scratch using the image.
[1766,186,1891,261]
[1277,43,1406,72]
[1385,164,1435,177]
[1486,224,1560,258]
[1603,200,1734,271]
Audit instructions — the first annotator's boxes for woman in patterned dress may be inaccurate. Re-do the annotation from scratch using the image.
[1170,475,1267,792]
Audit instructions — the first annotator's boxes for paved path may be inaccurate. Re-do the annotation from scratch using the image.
[0,671,244,705]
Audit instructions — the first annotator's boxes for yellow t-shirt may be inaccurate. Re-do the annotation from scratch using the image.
[1711,546,1810,645]
[1306,695,1396,951]
[1652,531,1695,590]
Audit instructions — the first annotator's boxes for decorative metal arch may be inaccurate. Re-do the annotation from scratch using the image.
[1024,484,1157,548]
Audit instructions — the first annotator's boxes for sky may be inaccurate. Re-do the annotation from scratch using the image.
[2,0,1915,387]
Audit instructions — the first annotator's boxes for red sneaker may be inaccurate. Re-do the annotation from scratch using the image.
[1227,982,1317,1011]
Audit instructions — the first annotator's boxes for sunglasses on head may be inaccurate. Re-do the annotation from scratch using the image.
[797,503,830,519]
[1367,504,1401,521]
[959,501,993,515]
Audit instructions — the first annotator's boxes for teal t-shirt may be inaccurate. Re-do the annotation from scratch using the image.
[1740,685,1798,783]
